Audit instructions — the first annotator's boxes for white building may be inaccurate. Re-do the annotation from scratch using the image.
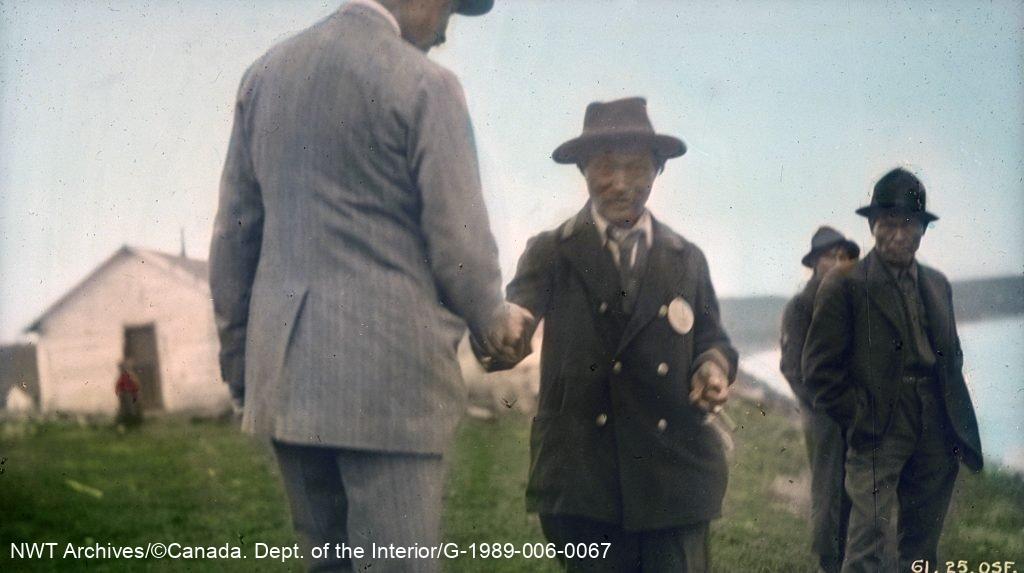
[26,246,230,414]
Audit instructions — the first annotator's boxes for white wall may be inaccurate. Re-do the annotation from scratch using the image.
[35,252,230,413]
[5,386,34,412]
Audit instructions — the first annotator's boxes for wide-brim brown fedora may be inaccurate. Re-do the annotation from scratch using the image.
[552,97,686,165]
[456,0,493,16]
[856,167,939,223]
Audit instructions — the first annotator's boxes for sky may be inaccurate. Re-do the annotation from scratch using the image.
[1,0,1022,342]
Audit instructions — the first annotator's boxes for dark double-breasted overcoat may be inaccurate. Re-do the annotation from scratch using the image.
[505,205,738,531]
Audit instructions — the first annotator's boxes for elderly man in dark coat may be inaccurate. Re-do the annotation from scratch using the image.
[802,168,983,572]
[483,97,737,572]
[780,226,859,573]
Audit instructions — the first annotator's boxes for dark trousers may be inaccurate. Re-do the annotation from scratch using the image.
[801,402,852,573]
[272,441,446,573]
[539,514,709,572]
[116,392,143,426]
[841,377,959,573]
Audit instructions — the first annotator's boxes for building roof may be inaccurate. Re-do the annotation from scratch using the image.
[25,245,210,333]
[137,247,209,283]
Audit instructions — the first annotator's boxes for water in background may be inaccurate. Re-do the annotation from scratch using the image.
[739,316,1024,474]
[960,317,1024,473]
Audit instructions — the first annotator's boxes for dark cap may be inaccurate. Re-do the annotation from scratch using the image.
[455,0,493,16]
[801,226,860,268]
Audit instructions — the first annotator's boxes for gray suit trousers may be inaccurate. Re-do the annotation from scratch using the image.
[273,441,447,573]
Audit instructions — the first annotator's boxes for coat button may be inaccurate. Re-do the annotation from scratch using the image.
[657,362,669,376]
[596,413,608,427]
[598,302,609,314]
[659,305,669,317]
[612,361,623,374]
[657,418,668,432]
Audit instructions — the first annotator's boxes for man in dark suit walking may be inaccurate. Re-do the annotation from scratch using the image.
[780,226,859,573]
[803,168,983,572]
[484,97,737,572]
[209,1,533,571]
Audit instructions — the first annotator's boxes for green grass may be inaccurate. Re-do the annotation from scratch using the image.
[1,415,298,572]
[442,413,558,573]
[2,399,1021,571]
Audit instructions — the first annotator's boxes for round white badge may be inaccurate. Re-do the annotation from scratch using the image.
[667,297,694,335]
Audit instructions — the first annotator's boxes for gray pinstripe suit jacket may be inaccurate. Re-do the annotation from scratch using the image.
[209,4,503,454]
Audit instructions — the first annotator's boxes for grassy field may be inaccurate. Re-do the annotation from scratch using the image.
[2,397,1022,571]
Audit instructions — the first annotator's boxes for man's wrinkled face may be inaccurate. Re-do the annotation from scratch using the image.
[584,148,658,228]
[403,0,456,52]
[872,211,925,266]
[813,245,855,277]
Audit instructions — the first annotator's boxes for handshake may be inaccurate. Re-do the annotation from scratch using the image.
[470,302,537,372]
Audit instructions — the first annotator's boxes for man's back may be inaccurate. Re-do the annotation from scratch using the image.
[779,277,819,405]
[210,4,502,454]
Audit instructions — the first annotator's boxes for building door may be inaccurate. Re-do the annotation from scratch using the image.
[123,324,164,410]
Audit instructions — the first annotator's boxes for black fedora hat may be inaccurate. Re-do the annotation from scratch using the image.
[856,167,939,223]
[801,226,860,268]
[552,97,686,165]
[456,0,493,16]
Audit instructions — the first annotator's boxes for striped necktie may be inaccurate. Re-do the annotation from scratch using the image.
[608,226,647,311]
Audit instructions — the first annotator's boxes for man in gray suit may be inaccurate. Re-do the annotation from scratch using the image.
[209,1,530,571]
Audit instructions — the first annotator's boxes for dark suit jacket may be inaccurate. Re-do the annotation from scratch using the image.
[802,250,983,471]
[780,276,821,406]
[504,205,738,531]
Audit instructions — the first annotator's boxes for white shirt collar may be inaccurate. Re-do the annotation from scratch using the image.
[591,204,653,248]
[343,0,401,35]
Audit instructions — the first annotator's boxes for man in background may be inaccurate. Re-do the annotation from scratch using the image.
[780,226,859,573]
[803,168,983,572]
[210,1,532,571]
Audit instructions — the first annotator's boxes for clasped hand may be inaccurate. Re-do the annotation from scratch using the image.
[477,302,536,367]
